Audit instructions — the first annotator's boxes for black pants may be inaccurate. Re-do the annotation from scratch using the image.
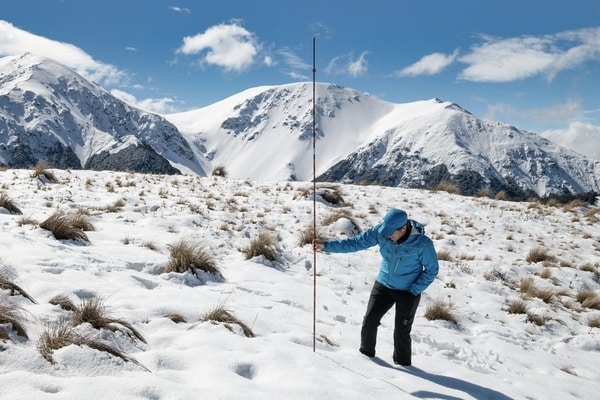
[359,280,421,365]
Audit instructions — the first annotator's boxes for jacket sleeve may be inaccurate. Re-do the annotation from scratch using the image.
[409,238,439,295]
[323,226,380,253]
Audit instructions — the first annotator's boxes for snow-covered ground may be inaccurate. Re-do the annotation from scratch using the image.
[0,168,599,400]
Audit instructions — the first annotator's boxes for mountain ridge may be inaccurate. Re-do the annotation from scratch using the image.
[1,52,599,198]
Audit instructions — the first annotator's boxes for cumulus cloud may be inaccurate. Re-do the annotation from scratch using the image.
[325,51,369,77]
[396,50,458,77]
[541,121,600,160]
[110,89,180,115]
[0,20,125,85]
[459,27,600,82]
[176,22,260,72]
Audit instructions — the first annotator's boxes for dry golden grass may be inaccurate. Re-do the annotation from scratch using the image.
[587,314,600,328]
[31,161,57,183]
[424,299,459,325]
[576,289,600,310]
[0,299,28,340]
[519,277,537,298]
[72,297,147,344]
[0,192,22,214]
[526,246,556,264]
[201,303,255,338]
[526,311,551,326]
[165,313,187,323]
[506,298,528,315]
[434,181,461,195]
[166,238,222,278]
[0,274,38,304]
[49,294,77,311]
[298,225,315,247]
[437,249,452,261]
[37,321,149,371]
[244,231,279,262]
[39,211,93,243]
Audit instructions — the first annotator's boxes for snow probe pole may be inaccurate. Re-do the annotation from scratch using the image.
[312,35,317,353]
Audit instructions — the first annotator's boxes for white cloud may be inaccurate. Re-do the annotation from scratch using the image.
[348,52,369,77]
[485,99,583,126]
[396,50,458,77]
[541,121,600,160]
[278,49,311,70]
[169,6,191,14]
[0,20,125,86]
[111,89,180,115]
[459,27,600,82]
[325,52,369,77]
[176,22,259,72]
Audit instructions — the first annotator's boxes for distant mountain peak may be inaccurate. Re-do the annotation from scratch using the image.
[167,82,600,197]
[1,54,598,197]
[0,53,205,175]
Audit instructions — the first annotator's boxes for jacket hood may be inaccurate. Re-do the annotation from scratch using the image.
[377,208,408,236]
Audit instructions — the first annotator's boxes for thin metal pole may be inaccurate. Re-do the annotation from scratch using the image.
[312,36,317,353]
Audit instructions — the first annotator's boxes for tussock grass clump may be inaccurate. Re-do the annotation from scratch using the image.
[244,231,279,262]
[37,321,149,370]
[16,216,38,226]
[576,289,600,310]
[526,311,551,326]
[526,246,555,264]
[166,239,222,278]
[49,294,77,311]
[587,314,600,329]
[424,299,459,325]
[0,192,22,214]
[39,211,94,243]
[298,225,315,247]
[321,209,361,231]
[437,249,452,261]
[519,277,537,297]
[31,161,57,183]
[0,299,28,340]
[435,181,461,195]
[201,304,255,338]
[72,297,147,344]
[165,313,187,323]
[584,207,599,224]
[0,274,38,304]
[506,298,528,315]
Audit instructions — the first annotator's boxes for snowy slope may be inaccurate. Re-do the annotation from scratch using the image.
[166,84,600,197]
[0,53,205,175]
[0,169,599,399]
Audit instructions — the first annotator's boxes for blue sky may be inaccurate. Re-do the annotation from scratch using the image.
[1,0,600,158]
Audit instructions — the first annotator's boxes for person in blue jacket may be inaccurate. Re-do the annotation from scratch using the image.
[314,208,439,366]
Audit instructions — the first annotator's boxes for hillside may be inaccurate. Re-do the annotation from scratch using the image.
[166,83,600,197]
[0,169,599,399]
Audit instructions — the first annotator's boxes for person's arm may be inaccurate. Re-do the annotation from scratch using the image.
[317,226,380,254]
[409,238,439,295]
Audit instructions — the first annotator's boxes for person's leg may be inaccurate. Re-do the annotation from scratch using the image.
[392,291,421,366]
[360,281,394,357]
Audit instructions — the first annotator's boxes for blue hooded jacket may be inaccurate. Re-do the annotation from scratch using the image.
[323,209,439,295]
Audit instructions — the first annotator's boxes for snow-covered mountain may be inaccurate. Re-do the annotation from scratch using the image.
[167,83,600,198]
[1,53,599,198]
[0,53,206,175]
